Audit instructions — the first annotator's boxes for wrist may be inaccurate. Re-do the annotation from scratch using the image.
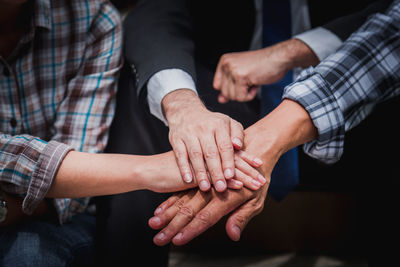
[280,39,320,70]
[162,89,205,124]
[244,99,317,174]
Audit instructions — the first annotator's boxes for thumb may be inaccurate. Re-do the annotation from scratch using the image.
[225,201,259,241]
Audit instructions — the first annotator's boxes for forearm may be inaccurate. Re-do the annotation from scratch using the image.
[244,99,317,174]
[48,151,195,198]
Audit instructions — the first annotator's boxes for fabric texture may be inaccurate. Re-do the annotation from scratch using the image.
[0,212,96,266]
[0,0,122,223]
[284,0,400,164]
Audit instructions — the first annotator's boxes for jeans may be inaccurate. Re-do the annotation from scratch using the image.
[0,212,95,267]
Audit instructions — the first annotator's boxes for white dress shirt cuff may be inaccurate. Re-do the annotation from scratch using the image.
[294,27,343,61]
[147,69,197,126]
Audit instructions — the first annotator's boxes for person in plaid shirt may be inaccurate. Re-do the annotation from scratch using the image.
[0,1,265,265]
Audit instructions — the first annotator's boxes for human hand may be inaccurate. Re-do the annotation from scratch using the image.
[162,89,246,192]
[147,124,277,245]
[148,185,269,246]
[149,100,318,245]
[140,151,266,193]
[213,39,319,103]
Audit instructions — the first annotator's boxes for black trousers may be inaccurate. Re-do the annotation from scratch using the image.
[94,62,260,267]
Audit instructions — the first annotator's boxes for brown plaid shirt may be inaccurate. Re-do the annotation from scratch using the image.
[0,0,122,223]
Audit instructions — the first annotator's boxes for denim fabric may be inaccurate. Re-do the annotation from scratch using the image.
[0,213,95,267]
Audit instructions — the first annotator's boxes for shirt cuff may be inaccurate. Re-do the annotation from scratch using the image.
[147,69,197,126]
[294,27,343,61]
[22,140,73,215]
[283,67,345,164]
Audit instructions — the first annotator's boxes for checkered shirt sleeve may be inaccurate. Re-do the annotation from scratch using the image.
[0,1,122,223]
[283,0,400,164]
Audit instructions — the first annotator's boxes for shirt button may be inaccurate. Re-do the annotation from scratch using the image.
[3,67,10,77]
[10,118,17,128]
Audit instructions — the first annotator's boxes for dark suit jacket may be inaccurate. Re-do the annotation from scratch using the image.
[123,0,391,99]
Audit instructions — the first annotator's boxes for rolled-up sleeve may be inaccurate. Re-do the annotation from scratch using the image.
[0,135,72,214]
[284,0,400,164]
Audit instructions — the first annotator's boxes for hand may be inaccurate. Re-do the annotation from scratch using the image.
[162,89,245,192]
[149,100,318,245]
[139,151,266,193]
[149,186,268,246]
[213,39,319,103]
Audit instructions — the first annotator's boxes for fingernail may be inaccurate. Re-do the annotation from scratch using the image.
[174,232,183,240]
[199,180,210,191]
[155,208,163,215]
[252,180,261,187]
[232,226,241,241]
[150,216,161,226]
[156,232,165,241]
[232,138,242,148]
[224,168,234,179]
[253,158,263,165]
[215,180,227,191]
[184,173,192,183]
[258,175,267,184]
[235,180,243,187]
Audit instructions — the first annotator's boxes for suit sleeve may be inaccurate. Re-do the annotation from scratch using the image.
[123,0,196,97]
[323,0,393,41]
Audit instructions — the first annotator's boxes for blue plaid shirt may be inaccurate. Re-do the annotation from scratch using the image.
[0,0,122,223]
[284,0,400,164]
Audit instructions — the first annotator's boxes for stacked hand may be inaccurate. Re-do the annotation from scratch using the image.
[213,39,319,103]
[150,100,318,245]
[162,89,266,192]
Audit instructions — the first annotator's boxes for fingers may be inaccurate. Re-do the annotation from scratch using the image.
[225,197,264,241]
[171,189,252,246]
[234,155,267,188]
[152,190,212,246]
[184,138,210,191]
[230,119,244,150]
[171,139,193,183]
[149,191,196,230]
[154,194,181,216]
[234,169,262,191]
[213,59,223,90]
[245,86,259,102]
[236,150,263,167]
[200,135,226,192]
[226,179,243,190]
[215,127,235,180]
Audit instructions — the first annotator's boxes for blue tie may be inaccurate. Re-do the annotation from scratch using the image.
[261,0,299,201]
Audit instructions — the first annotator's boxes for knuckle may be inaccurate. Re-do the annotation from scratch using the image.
[218,142,233,153]
[178,205,195,220]
[234,214,247,226]
[196,170,207,179]
[205,148,218,159]
[175,199,186,209]
[251,201,265,215]
[208,169,224,180]
[195,210,212,226]
[189,149,202,159]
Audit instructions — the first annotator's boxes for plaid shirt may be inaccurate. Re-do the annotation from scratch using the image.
[0,0,122,223]
[284,0,400,164]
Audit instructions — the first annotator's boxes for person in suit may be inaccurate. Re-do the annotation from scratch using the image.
[95,0,392,266]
